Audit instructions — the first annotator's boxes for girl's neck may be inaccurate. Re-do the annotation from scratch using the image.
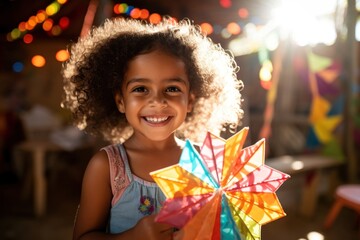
[124,132,183,151]
[122,132,184,181]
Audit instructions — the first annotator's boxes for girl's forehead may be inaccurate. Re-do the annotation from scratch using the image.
[135,47,179,60]
[124,49,188,82]
[129,49,185,68]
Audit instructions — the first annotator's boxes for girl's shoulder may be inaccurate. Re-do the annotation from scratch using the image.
[86,149,111,173]
[101,143,128,179]
[101,143,131,205]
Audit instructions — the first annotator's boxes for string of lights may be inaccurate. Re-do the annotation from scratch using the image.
[7,0,250,73]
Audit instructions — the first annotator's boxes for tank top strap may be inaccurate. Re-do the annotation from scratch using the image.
[117,144,134,181]
[102,144,132,206]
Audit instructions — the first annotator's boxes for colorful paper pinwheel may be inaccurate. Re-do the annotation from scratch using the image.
[150,127,290,240]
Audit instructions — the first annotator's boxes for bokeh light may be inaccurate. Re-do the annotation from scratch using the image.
[18,22,27,31]
[259,60,273,90]
[59,17,70,29]
[200,22,213,35]
[28,16,37,28]
[271,0,338,46]
[238,8,249,19]
[113,3,129,14]
[125,5,134,15]
[140,9,149,19]
[31,55,46,67]
[6,33,13,42]
[51,25,62,36]
[43,19,54,31]
[10,29,21,39]
[36,10,47,23]
[56,50,70,62]
[227,22,241,35]
[307,231,324,240]
[130,8,141,19]
[221,28,231,39]
[264,33,279,51]
[46,2,61,16]
[25,21,35,31]
[149,13,161,24]
[220,0,232,8]
[12,61,24,73]
[23,34,33,44]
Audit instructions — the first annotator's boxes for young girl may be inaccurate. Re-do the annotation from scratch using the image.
[62,17,243,240]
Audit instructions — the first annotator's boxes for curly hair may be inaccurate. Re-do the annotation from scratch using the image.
[62,17,244,143]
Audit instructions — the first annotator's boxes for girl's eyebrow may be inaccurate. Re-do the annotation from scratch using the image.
[166,77,189,86]
[125,78,147,87]
[125,77,189,87]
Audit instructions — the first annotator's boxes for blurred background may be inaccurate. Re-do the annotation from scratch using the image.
[0,0,359,239]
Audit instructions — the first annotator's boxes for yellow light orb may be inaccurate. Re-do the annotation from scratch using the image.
[11,29,21,39]
[200,23,213,35]
[32,55,46,67]
[149,13,161,24]
[55,50,70,62]
[36,11,47,23]
[227,22,241,35]
[46,2,60,16]
[259,67,272,82]
[119,3,128,13]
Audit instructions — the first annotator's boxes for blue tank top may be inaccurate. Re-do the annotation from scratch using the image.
[102,144,166,233]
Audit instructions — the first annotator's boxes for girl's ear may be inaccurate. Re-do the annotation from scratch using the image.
[115,93,125,113]
[187,93,196,113]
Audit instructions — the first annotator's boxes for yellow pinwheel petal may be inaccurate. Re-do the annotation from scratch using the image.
[150,165,215,199]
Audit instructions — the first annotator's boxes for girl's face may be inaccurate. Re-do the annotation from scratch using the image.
[116,49,194,142]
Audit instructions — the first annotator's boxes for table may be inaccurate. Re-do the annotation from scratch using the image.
[15,139,94,217]
[266,154,344,217]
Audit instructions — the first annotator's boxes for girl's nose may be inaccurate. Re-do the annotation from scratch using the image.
[149,91,167,107]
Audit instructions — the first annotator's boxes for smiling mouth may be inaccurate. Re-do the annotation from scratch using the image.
[144,116,170,123]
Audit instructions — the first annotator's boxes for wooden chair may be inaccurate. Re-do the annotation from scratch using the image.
[323,184,360,229]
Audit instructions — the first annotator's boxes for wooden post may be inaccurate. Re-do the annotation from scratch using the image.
[344,0,358,182]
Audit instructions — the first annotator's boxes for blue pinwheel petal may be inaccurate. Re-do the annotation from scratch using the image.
[179,140,219,188]
[221,195,242,240]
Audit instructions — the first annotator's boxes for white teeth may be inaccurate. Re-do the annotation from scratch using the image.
[145,117,169,123]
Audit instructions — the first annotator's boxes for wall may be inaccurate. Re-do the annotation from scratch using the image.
[0,38,73,123]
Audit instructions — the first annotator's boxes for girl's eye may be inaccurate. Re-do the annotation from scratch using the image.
[166,86,181,92]
[132,86,147,92]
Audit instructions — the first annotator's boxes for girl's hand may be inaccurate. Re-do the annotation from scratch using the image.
[130,214,174,240]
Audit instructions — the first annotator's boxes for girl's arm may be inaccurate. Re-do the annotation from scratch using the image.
[72,150,174,240]
[72,150,113,239]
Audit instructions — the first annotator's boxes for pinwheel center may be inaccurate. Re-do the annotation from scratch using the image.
[216,187,224,195]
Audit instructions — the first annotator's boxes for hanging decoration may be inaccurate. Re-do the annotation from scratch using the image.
[6,0,256,72]
[305,50,344,158]
[7,0,69,42]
